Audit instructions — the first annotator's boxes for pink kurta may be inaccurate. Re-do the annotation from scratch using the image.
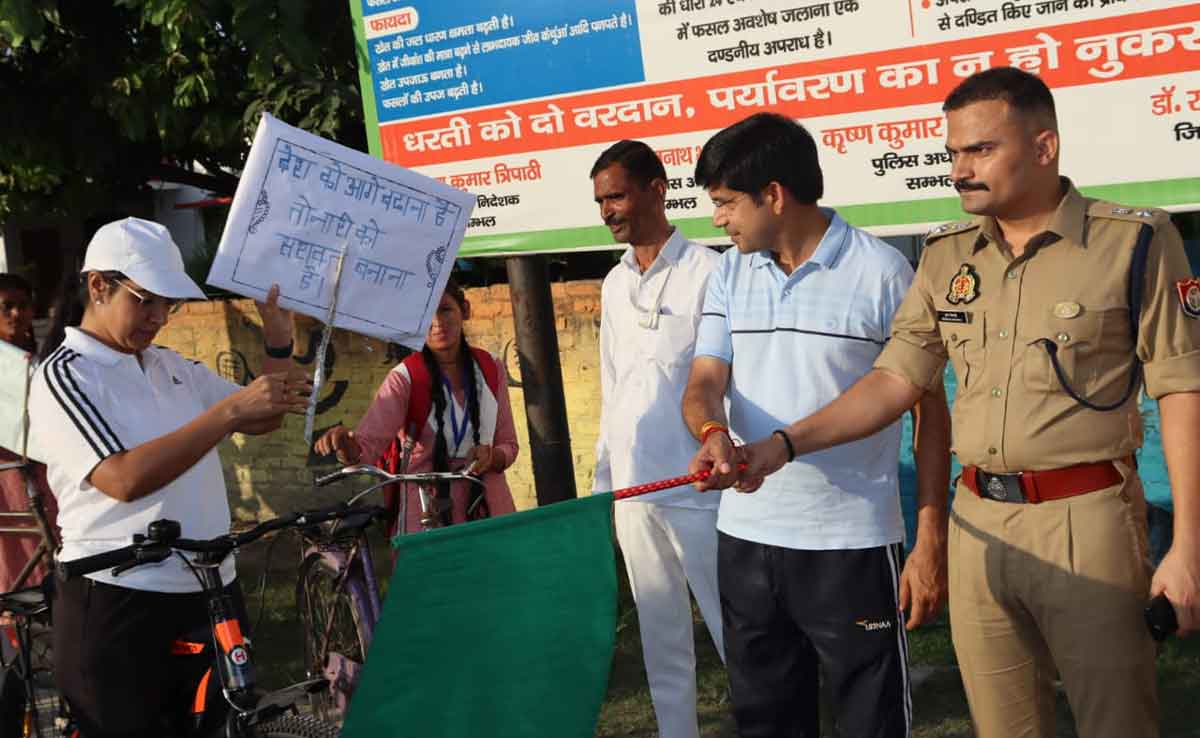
[353,353,518,536]
[0,448,58,591]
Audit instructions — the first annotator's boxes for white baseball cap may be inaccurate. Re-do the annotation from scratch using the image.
[81,217,205,300]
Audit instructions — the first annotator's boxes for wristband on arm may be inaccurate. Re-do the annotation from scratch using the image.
[772,429,796,463]
[264,339,294,359]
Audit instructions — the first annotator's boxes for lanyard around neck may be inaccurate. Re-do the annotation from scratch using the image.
[441,372,471,449]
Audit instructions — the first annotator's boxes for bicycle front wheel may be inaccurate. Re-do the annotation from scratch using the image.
[296,552,372,722]
[256,714,341,738]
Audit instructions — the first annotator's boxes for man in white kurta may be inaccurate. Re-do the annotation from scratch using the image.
[590,140,723,738]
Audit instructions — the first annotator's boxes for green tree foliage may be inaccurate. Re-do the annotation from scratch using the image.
[0,0,366,220]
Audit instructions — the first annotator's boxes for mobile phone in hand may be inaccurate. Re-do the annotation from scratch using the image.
[1145,594,1179,642]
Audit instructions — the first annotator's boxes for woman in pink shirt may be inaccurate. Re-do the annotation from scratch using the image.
[315,280,517,537]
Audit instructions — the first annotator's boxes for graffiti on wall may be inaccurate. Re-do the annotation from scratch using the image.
[217,349,254,386]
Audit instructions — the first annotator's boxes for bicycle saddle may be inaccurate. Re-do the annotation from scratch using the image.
[0,586,48,617]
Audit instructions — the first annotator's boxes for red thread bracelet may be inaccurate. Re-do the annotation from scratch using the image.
[700,424,730,446]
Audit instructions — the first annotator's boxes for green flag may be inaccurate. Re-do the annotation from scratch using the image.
[341,493,617,738]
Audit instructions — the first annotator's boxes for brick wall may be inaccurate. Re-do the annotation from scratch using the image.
[154,281,603,520]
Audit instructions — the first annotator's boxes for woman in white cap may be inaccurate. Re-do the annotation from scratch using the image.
[27,217,310,737]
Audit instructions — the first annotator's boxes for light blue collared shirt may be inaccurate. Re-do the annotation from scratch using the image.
[695,210,914,550]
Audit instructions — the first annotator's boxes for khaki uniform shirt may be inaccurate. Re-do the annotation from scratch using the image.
[875,180,1200,473]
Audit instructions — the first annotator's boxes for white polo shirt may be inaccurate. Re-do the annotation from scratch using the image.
[695,210,914,550]
[593,228,721,506]
[28,327,239,592]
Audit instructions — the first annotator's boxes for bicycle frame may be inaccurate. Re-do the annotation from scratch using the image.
[295,518,378,720]
[170,550,328,738]
[186,546,261,733]
[299,510,383,654]
[0,462,59,591]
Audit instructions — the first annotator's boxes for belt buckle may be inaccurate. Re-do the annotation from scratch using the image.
[982,472,1025,503]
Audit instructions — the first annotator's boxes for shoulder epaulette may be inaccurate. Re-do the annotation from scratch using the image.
[1087,201,1168,228]
[923,220,979,246]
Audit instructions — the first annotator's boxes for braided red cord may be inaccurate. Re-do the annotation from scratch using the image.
[611,464,748,500]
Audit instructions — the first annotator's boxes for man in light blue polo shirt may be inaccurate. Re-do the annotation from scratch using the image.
[681,113,951,738]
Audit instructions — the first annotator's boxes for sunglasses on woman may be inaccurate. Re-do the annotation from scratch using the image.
[111,279,184,315]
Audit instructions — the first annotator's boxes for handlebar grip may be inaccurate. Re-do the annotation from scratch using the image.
[314,470,349,487]
[57,545,139,580]
[314,464,387,487]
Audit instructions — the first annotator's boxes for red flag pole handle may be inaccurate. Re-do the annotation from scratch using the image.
[611,464,748,500]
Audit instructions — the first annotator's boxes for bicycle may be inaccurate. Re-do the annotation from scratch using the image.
[0,584,73,738]
[296,463,484,722]
[56,503,385,738]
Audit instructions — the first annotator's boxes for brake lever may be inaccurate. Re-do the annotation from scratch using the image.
[111,545,171,577]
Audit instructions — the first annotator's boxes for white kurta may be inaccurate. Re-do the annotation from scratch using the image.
[593,228,724,738]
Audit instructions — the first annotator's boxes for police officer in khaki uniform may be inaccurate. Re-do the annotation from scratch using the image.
[727,67,1200,738]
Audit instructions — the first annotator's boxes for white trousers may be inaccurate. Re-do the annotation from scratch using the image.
[614,502,725,738]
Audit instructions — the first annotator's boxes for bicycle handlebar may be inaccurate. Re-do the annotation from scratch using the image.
[57,544,145,580]
[314,464,484,489]
[313,464,387,487]
[57,503,390,581]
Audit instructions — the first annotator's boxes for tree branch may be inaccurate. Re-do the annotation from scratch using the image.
[146,161,240,196]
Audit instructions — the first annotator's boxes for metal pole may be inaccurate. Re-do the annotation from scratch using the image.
[505,255,576,505]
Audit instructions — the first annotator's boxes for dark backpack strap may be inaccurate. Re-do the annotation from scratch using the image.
[1039,223,1154,411]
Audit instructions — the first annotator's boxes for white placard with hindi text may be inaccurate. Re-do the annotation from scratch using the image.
[0,341,32,458]
[207,113,476,349]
